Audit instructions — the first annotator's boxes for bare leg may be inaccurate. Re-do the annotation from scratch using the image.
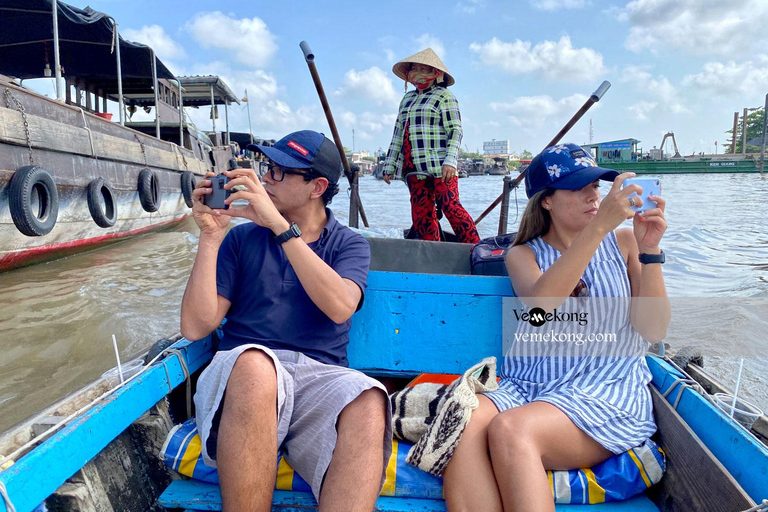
[443,395,503,512]
[318,388,387,512]
[488,401,613,512]
[216,350,278,512]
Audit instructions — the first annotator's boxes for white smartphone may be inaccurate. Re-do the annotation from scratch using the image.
[623,177,661,212]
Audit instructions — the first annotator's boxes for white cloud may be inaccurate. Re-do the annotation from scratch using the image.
[415,34,446,60]
[334,67,399,106]
[530,0,587,11]
[491,94,588,126]
[455,0,484,14]
[185,12,277,68]
[627,101,658,121]
[682,57,768,97]
[620,0,768,55]
[620,66,688,114]
[123,25,185,61]
[469,36,605,81]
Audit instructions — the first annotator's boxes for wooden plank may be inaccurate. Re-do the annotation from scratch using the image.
[159,481,658,512]
[647,386,756,511]
[0,337,214,512]
[348,272,512,376]
[647,356,768,503]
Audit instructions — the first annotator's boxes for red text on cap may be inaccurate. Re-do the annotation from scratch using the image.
[287,141,309,156]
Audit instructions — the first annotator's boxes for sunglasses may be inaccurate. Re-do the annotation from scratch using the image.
[571,279,589,298]
[258,162,321,182]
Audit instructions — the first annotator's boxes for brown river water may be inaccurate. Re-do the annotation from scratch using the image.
[1,173,767,433]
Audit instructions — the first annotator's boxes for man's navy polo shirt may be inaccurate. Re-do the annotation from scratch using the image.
[215,209,370,367]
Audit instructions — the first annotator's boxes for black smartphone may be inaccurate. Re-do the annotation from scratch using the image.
[204,175,231,210]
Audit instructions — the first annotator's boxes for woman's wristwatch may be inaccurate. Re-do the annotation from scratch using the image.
[638,250,665,264]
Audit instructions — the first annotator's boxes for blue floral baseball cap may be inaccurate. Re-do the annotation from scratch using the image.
[525,143,619,198]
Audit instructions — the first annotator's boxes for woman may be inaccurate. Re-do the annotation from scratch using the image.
[443,143,670,512]
[382,48,480,244]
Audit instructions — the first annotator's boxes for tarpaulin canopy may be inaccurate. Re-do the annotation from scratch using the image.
[0,0,175,95]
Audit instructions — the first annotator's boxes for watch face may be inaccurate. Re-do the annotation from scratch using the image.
[291,223,301,236]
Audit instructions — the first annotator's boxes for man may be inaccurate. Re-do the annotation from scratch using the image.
[180,130,390,512]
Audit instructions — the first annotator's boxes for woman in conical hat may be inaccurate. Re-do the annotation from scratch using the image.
[382,48,479,244]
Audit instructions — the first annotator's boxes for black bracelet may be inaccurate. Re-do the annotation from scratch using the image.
[639,250,665,264]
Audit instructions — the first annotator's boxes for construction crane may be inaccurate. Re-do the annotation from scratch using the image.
[660,132,681,158]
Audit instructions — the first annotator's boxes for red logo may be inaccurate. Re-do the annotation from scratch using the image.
[491,249,504,256]
[287,140,309,156]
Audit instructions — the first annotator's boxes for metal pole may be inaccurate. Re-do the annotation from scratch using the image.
[225,100,230,145]
[759,93,767,177]
[245,89,253,144]
[497,175,513,235]
[210,83,217,143]
[110,17,124,126]
[475,81,611,226]
[732,112,739,154]
[51,0,63,100]
[176,80,183,146]
[151,50,159,138]
[742,107,748,154]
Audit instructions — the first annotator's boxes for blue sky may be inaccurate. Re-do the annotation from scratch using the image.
[38,0,768,156]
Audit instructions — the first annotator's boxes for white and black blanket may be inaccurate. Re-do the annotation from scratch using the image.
[389,357,498,476]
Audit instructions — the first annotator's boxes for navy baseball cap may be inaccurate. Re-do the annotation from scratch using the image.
[247,130,343,184]
[525,143,619,198]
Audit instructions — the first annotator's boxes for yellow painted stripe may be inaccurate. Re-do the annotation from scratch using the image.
[582,468,606,504]
[178,434,201,478]
[276,457,295,490]
[547,470,554,495]
[381,440,398,496]
[628,448,652,487]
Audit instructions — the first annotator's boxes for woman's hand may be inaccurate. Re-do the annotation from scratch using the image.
[219,169,285,233]
[593,173,641,234]
[383,173,392,184]
[191,172,231,240]
[441,165,457,182]
[633,195,667,252]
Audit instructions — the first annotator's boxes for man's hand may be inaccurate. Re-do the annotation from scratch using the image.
[220,169,287,234]
[441,165,457,182]
[191,172,231,241]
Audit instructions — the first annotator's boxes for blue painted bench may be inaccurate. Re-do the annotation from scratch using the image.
[157,269,662,511]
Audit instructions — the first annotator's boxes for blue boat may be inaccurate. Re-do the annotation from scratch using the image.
[0,238,766,512]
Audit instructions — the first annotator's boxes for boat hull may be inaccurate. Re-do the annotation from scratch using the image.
[0,78,219,271]
[598,158,760,174]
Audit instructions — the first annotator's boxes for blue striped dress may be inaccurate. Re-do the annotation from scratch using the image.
[485,232,656,454]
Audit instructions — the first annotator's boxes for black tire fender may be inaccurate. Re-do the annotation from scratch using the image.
[9,165,59,236]
[87,178,117,228]
[138,168,160,213]
[180,171,196,208]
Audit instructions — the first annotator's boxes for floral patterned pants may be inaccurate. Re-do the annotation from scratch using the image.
[407,175,481,244]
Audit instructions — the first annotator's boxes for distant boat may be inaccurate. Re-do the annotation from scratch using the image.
[583,135,761,174]
[0,0,239,271]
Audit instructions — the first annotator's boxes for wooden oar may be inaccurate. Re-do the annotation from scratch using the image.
[300,41,369,228]
[474,81,612,226]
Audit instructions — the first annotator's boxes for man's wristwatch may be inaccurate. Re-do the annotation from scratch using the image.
[275,223,301,245]
[638,250,665,264]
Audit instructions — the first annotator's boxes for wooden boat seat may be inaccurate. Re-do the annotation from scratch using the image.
[157,480,661,511]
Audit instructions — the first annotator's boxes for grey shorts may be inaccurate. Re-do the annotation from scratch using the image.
[194,344,392,500]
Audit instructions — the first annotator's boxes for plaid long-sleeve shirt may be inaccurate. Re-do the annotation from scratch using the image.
[383,85,462,180]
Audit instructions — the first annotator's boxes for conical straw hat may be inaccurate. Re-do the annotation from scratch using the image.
[392,48,455,87]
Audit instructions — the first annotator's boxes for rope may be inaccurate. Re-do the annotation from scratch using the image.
[0,481,16,512]
[661,378,705,410]
[163,348,192,419]
[78,108,95,156]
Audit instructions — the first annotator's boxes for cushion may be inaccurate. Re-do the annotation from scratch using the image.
[160,418,665,504]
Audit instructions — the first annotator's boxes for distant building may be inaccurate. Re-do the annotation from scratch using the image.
[483,139,510,155]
